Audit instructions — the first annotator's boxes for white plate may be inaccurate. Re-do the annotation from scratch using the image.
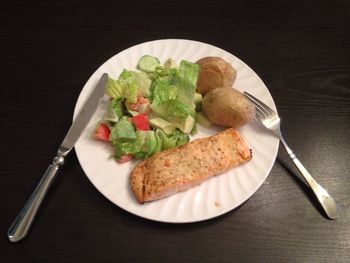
[74,39,279,223]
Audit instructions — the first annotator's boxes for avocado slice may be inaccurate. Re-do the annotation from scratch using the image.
[149,117,176,135]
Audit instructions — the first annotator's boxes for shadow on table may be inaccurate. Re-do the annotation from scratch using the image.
[275,156,329,219]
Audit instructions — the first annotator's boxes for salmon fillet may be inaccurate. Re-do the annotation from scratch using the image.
[130,128,252,204]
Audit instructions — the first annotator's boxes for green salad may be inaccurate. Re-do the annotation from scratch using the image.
[94,55,203,163]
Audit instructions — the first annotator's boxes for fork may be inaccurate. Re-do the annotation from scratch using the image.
[244,91,339,219]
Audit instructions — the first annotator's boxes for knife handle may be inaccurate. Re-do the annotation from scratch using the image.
[7,155,65,242]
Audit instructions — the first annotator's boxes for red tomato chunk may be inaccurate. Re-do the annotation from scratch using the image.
[94,123,110,141]
[131,114,150,131]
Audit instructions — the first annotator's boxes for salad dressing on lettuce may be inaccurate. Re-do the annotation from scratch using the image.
[94,55,201,162]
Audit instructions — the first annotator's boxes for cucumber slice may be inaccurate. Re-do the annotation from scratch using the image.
[138,55,160,73]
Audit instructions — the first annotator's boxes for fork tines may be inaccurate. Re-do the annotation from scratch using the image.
[243,91,276,119]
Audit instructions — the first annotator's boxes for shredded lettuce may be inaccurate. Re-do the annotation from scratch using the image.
[149,60,198,109]
[113,130,157,159]
[112,141,137,159]
[102,57,199,160]
[151,99,194,119]
[155,129,189,150]
[109,119,136,142]
[151,81,178,105]
[105,70,151,103]
[176,60,199,111]
[151,99,195,133]
[105,77,124,99]
[112,128,189,160]
[148,60,199,133]
[132,131,158,159]
[110,98,123,119]
[119,69,151,99]
[135,71,152,97]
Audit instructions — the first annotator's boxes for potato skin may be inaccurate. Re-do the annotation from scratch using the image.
[196,57,237,95]
[202,87,255,128]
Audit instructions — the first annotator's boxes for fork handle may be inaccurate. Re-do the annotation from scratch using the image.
[280,138,338,219]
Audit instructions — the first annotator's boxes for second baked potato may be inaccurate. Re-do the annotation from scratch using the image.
[202,87,255,128]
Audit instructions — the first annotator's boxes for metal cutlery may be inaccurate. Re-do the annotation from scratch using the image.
[244,91,339,220]
[7,73,108,242]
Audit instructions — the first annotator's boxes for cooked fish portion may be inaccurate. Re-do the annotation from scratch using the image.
[131,128,252,203]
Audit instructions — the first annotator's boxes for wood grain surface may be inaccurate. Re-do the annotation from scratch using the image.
[1,0,349,262]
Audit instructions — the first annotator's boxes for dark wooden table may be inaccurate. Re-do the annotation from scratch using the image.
[1,0,349,262]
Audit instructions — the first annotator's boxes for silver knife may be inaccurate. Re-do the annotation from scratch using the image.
[7,73,108,242]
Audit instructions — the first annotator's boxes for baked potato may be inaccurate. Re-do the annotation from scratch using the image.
[196,57,237,95]
[202,87,255,128]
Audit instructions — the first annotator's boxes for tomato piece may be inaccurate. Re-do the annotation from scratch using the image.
[128,96,150,113]
[117,154,133,163]
[128,102,139,111]
[131,114,150,131]
[94,123,110,141]
[138,96,149,104]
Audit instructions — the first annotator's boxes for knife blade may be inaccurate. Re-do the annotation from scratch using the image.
[7,73,108,242]
[60,73,108,154]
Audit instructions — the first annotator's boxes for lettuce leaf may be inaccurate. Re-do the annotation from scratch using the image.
[105,76,123,99]
[105,70,151,103]
[112,130,157,159]
[112,128,189,160]
[132,131,158,159]
[150,99,195,133]
[109,119,136,142]
[176,60,199,111]
[151,81,178,105]
[119,69,151,98]
[109,98,123,120]
[155,129,189,150]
